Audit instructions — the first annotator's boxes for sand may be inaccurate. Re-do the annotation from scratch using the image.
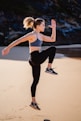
[0,46,81,121]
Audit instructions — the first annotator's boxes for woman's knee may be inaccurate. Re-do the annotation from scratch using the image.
[50,46,56,51]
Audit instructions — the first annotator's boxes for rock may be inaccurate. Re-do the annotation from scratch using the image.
[0,32,5,46]
[0,0,81,45]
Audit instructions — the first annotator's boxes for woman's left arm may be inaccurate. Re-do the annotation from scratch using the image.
[42,19,56,42]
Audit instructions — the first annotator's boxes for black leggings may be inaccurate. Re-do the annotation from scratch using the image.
[29,46,56,97]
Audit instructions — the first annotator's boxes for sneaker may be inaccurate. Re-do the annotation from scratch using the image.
[45,68,58,75]
[30,102,40,110]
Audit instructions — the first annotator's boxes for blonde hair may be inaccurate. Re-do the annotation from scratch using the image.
[23,17,45,29]
[23,17,34,29]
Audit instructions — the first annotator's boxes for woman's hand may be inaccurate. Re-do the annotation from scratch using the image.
[2,47,10,56]
[48,19,56,29]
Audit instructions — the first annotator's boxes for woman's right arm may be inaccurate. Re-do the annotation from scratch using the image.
[42,19,56,42]
[2,33,33,56]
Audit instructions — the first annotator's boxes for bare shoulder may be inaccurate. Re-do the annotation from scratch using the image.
[40,33,53,42]
[24,31,36,42]
[40,33,44,40]
[40,33,48,41]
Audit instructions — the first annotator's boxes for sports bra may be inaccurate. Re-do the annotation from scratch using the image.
[29,38,43,47]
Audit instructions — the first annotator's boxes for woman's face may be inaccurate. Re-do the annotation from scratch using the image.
[38,21,45,32]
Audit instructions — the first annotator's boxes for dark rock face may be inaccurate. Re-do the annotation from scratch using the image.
[0,0,81,46]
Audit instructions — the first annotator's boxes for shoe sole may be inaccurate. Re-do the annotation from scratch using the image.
[29,105,40,110]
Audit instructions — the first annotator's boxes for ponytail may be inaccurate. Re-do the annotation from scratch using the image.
[23,17,34,29]
[23,17,45,29]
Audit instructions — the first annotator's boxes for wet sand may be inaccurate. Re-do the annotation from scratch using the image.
[0,45,81,121]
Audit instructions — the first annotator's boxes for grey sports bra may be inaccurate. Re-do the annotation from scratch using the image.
[29,38,43,47]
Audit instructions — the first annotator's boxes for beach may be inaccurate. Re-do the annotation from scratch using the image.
[0,45,81,121]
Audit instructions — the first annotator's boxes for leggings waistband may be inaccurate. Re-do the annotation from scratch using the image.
[30,51,39,55]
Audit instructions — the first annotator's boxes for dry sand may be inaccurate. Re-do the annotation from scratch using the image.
[0,46,81,121]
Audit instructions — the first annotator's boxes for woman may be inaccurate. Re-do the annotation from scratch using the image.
[2,17,58,110]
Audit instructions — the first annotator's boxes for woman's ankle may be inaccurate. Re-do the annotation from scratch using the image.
[47,63,52,69]
[32,97,37,103]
